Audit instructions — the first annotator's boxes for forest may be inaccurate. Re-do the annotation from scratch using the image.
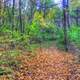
[0,0,80,80]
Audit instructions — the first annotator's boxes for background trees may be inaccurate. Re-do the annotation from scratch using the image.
[0,0,80,50]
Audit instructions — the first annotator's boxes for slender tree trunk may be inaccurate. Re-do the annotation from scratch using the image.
[3,0,6,25]
[19,0,23,33]
[76,8,79,26]
[63,8,68,51]
[0,0,3,26]
[67,9,70,28]
[12,0,15,31]
[66,0,70,28]
[63,0,68,51]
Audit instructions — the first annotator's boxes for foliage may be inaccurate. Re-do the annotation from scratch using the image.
[70,0,80,9]
[25,11,56,43]
[68,26,80,46]
[47,7,62,20]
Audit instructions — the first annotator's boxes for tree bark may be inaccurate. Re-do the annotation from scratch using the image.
[12,0,15,31]
[19,0,23,33]
[63,8,68,51]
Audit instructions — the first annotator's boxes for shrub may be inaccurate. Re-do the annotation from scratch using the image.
[68,26,80,43]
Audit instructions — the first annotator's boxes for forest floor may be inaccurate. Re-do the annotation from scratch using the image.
[0,42,80,80]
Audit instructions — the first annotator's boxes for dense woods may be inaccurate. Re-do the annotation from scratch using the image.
[0,0,80,80]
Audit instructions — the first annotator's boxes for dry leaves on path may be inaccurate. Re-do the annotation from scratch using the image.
[14,47,80,80]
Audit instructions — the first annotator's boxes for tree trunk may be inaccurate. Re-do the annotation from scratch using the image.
[0,0,3,27]
[12,0,15,31]
[63,8,68,51]
[76,8,79,26]
[19,0,23,33]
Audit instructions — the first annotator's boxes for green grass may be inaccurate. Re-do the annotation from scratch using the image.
[0,50,21,76]
[0,67,12,75]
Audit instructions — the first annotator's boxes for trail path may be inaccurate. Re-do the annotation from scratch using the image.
[14,47,80,80]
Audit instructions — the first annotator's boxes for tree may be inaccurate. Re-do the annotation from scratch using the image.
[0,0,3,27]
[19,0,23,33]
[12,0,15,30]
[63,0,69,51]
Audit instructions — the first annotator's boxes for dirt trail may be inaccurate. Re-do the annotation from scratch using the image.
[14,47,80,80]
